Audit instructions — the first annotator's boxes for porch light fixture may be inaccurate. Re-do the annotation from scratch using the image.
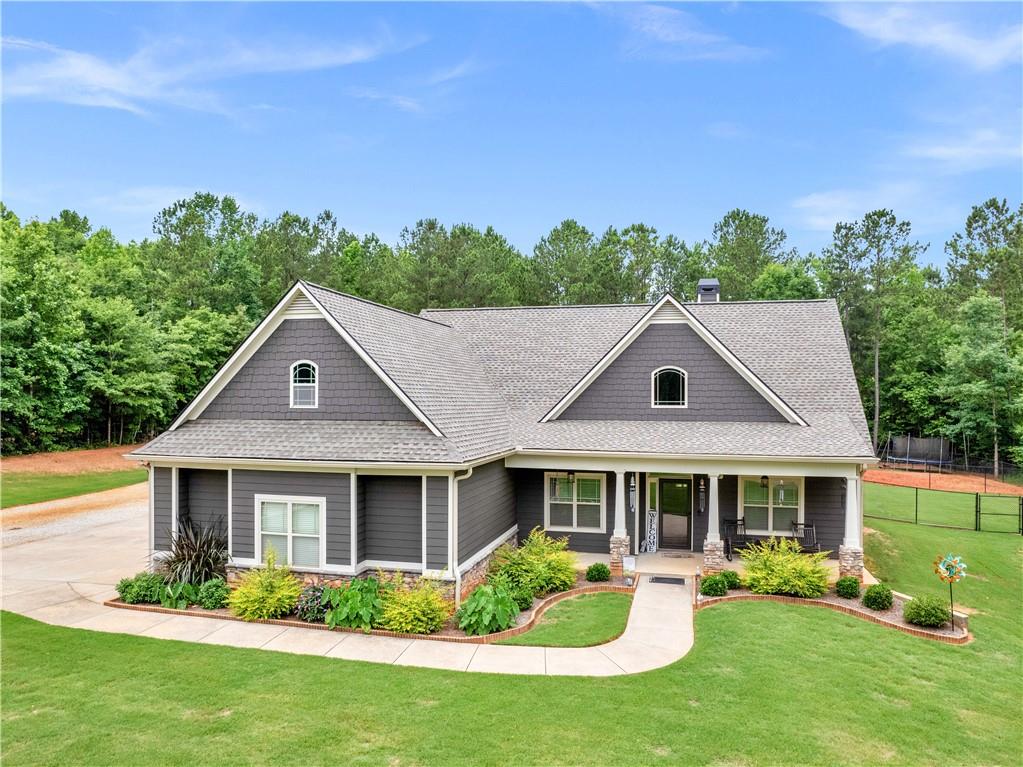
[567,471,575,484]
[760,475,769,489]
[776,478,785,504]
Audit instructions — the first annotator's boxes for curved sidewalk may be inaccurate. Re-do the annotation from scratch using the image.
[1,502,694,675]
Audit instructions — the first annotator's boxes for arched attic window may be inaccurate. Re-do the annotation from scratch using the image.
[290,361,318,408]
[651,366,687,408]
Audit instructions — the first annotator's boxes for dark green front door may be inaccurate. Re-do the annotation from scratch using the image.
[659,478,692,549]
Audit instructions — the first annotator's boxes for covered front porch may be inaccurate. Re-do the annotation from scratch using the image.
[506,454,867,580]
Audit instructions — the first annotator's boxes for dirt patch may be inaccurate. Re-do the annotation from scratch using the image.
[1,445,144,476]
[864,468,1023,496]
[1,483,148,529]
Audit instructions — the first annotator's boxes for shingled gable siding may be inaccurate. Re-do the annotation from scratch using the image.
[458,460,516,562]
[560,323,787,422]
[179,469,228,533]
[153,467,173,552]
[362,475,422,563]
[513,469,621,553]
[230,470,351,566]
[201,318,417,421]
[426,476,449,571]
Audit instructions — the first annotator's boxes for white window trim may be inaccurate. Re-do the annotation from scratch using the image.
[254,493,326,568]
[651,366,688,408]
[738,476,804,536]
[290,360,318,409]
[543,472,606,534]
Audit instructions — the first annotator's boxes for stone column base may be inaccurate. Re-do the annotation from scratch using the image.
[838,545,864,581]
[703,540,725,575]
[609,535,630,578]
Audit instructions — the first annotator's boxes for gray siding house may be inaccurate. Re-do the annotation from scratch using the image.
[131,280,875,596]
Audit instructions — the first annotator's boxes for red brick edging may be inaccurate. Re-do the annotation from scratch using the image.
[103,583,637,645]
[695,593,972,645]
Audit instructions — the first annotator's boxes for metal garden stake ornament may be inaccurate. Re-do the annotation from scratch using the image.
[933,553,967,621]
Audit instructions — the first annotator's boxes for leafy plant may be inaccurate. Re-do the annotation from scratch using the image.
[835,576,861,599]
[585,563,611,582]
[700,574,728,597]
[487,572,534,611]
[322,577,387,631]
[903,595,951,627]
[196,578,230,609]
[378,580,451,634]
[719,570,742,590]
[295,585,326,623]
[457,584,519,636]
[227,550,302,621]
[163,523,227,585]
[115,572,166,604]
[863,583,894,611]
[490,528,577,597]
[161,582,198,610]
[740,537,829,598]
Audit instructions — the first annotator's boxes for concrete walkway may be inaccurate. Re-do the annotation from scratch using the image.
[1,501,694,675]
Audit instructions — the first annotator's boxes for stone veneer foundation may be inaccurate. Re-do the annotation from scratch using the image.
[702,540,725,574]
[838,545,864,580]
[609,535,630,577]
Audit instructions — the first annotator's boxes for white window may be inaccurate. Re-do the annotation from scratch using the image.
[652,366,687,408]
[544,472,605,533]
[290,361,318,408]
[739,476,803,535]
[256,495,324,568]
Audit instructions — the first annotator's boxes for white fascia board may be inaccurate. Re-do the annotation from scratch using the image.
[136,456,462,473]
[541,293,807,426]
[168,282,443,438]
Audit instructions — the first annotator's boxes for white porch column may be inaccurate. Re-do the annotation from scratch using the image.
[706,474,720,543]
[613,470,627,537]
[840,475,865,580]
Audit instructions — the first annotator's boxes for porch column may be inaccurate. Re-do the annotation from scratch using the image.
[609,470,630,578]
[839,476,864,581]
[702,474,724,575]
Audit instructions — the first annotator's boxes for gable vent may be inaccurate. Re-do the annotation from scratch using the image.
[650,301,687,323]
[282,294,321,319]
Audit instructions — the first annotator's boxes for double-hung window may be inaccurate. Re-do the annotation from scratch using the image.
[739,477,802,535]
[544,472,605,533]
[257,495,323,568]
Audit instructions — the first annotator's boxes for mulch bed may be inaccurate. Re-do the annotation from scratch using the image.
[696,587,970,645]
[104,580,637,645]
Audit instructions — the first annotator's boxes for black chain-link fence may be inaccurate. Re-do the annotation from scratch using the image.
[864,482,1023,534]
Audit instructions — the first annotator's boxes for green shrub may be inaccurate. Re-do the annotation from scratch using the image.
[863,583,894,611]
[719,570,742,590]
[322,577,388,631]
[903,595,951,627]
[700,574,728,597]
[739,537,829,598]
[487,572,534,611]
[295,585,326,623]
[835,576,861,599]
[227,550,302,621]
[585,563,611,582]
[163,523,227,585]
[196,578,230,609]
[378,580,451,634]
[160,582,198,610]
[490,528,577,597]
[116,572,166,604]
[457,584,519,636]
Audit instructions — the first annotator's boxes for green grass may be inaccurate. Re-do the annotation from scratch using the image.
[496,592,632,647]
[864,481,1021,533]
[1,469,147,509]
[2,516,1021,765]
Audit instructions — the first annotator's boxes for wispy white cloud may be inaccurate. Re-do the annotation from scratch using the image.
[604,3,766,62]
[2,28,419,117]
[826,4,1022,71]
[423,58,480,86]
[905,128,1022,172]
[791,181,925,231]
[346,86,424,114]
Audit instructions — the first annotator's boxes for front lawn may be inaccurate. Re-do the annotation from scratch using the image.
[1,468,147,508]
[497,592,632,647]
[4,519,1021,765]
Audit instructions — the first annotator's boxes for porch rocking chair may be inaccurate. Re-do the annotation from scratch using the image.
[790,522,821,553]
[722,518,750,562]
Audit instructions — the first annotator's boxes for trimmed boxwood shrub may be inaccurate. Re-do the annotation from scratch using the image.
[196,578,230,609]
[835,576,861,599]
[863,583,894,611]
[903,595,951,627]
[700,574,728,597]
[116,572,166,604]
[586,563,611,582]
[719,570,742,590]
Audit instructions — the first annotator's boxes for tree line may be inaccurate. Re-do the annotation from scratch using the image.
[2,195,1020,469]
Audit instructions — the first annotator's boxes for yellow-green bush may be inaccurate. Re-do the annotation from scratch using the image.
[378,579,451,634]
[490,528,577,597]
[740,537,828,598]
[227,550,302,621]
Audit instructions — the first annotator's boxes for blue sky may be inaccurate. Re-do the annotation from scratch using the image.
[3,2,1021,263]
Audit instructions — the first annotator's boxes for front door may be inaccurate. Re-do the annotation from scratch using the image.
[659,478,692,549]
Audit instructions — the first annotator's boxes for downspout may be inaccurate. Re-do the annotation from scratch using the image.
[452,466,474,607]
